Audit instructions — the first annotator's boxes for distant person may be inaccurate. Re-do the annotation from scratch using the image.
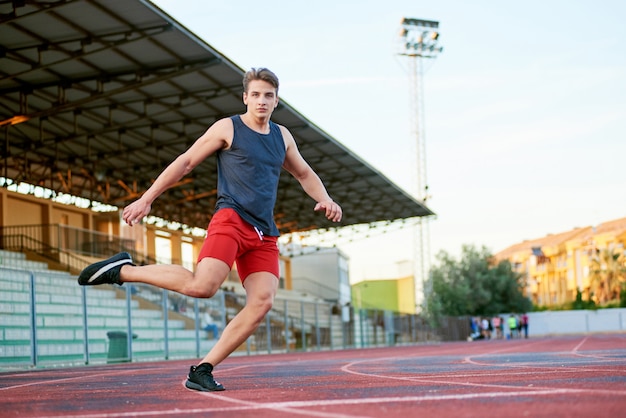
[78,68,342,392]
[507,315,518,339]
[492,315,502,339]
[481,317,491,339]
[520,313,529,338]
[469,316,481,340]
[201,307,219,339]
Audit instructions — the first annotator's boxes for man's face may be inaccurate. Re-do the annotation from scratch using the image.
[243,80,279,118]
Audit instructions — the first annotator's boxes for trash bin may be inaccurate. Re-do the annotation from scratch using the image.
[106,331,137,363]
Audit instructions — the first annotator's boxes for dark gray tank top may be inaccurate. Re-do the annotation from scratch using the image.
[214,115,286,236]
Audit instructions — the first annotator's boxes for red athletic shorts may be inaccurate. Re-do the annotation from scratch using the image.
[197,208,279,283]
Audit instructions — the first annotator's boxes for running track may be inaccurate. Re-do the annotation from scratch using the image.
[1,334,625,417]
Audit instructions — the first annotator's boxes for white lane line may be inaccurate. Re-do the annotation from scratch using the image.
[31,388,587,418]
[339,349,626,396]
[571,336,589,353]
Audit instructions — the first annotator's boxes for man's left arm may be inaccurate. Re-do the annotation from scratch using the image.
[281,126,342,223]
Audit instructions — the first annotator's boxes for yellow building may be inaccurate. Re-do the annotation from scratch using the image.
[494,217,626,307]
[352,276,416,314]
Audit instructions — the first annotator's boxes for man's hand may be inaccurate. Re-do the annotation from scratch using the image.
[314,200,342,222]
[122,198,152,226]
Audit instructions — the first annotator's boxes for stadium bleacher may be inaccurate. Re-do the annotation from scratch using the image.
[0,249,215,367]
[1,248,393,370]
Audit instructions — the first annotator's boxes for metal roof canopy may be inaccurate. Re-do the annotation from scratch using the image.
[0,0,433,235]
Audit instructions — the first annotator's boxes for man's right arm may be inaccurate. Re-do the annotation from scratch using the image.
[122,118,233,226]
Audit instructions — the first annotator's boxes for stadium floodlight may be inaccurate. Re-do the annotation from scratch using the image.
[398,18,443,59]
[397,17,442,313]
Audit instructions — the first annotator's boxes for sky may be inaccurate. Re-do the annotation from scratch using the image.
[151,0,626,281]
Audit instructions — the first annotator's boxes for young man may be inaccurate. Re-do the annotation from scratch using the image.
[78,68,342,391]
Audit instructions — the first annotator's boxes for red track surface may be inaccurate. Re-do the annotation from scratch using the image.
[2,334,626,417]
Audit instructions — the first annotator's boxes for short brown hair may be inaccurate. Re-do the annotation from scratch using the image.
[243,68,279,94]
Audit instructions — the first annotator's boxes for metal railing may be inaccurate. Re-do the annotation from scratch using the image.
[0,224,136,260]
[0,224,471,367]
[0,265,470,368]
[0,234,93,273]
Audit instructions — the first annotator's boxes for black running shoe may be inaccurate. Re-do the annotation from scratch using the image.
[77,252,133,286]
[185,363,225,391]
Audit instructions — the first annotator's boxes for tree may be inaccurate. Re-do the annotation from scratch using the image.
[571,288,596,310]
[589,248,626,304]
[422,244,532,322]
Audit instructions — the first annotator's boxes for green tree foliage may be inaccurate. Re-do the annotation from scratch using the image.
[423,244,532,321]
[571,288,596,310]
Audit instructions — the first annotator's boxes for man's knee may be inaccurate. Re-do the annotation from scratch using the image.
[186,258,230,298]
[190,286,219,299]
[247,292,274,319]
[249,303,272,328]
[184,276,221,299]
[242,273,277,320]
[257,296,274,313]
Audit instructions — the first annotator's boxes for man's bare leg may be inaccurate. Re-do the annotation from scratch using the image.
[119,257,231,299]
[184,272,277,392]
[200,272,278,367]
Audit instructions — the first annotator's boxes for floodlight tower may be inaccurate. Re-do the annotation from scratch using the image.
[398,18,442,311]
